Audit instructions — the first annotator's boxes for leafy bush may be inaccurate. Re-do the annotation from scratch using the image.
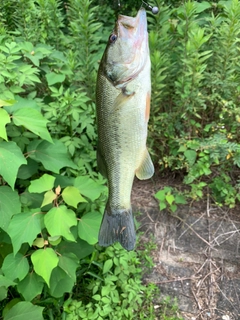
[0,0,109,318]
[148,0,240,206]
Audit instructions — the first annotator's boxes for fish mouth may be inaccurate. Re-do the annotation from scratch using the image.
[103,9,149,87]
[115,9,148,86]
[118,8,147,30]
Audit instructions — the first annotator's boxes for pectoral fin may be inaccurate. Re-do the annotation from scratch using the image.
[135,149,154,180]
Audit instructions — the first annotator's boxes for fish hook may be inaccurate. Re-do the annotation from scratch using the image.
[142,1,159,14]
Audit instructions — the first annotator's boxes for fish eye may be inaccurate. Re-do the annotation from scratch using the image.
[109,34,117,43]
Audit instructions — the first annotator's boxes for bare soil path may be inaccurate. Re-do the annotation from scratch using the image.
[132,176,240,320]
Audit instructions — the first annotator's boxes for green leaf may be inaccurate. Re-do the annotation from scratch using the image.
[3,301,44,320]
[103,259,113,274]
[58,253,79,282]
[165,194,175,205]
[4,96,40,114]
[48,235,62,246]
[155,190,166,202]
[29,174,56,193]
[12,108,52,143]
[46,72,65,86]
[32,238,45,248]
[0,99,16,107]
[28,139,78,173]
[0,141,27,189]
[74,176,105,201]
[78,211,102,245]
[0,108,10,141]
[184,150,197,167]
[41,190,56,208]
[0,287,8,301]
[62,186,87,208]
[7,210,43,255]
[2,253,29,281]
[195,1,212,13]
[175,194,187,204]
[57,238,94,260]
[17,159,39,180]
[48,267,74,298]
[0,275,16,288]
[159,202,167,211]
[17,273,44,301]
[31,248,59,286]
[0,186,21,231]
[44,206,77,241]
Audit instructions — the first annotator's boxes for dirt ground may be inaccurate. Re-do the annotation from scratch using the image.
[132,175,240,320]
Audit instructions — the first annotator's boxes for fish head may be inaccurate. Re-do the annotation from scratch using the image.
[102,9,149,88]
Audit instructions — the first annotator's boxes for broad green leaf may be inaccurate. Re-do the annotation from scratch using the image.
[7,210,43,255]
[195,1,212,13]
[41,190,56,207]
[74,176,105,201]
[165,194,175,205]
[17,158,39,180]
[3,96,40,114]
[28,139,78,173]
[20,191,43,209]
[48,235,61,246]
[0,275,16,288]
[155,190,166,202]
[0,186,21,231]
[0,99,16,107]
[58,253,79,281]
[31,248,59,286]
[57,238,94,260]
[44,206,77,241]
[2,253,29,281]
[0,141,27,189]
[184,150,197,167]
[62,186,87,208]
[175,194,187,204]
[0,286,7,301]
[4,301,44,320]
[29,174,56,193]
[48,267,74,298]
[159,202,167,211]
[0,108,10,140]
[12,108,52,143]
[32,238,45,248]
[46,72,65,86]
[103,259,113,274]
[78,211,102,245]
[17,273,44,301]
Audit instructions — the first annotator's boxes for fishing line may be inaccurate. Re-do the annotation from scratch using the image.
[142,1,159,14]
[117,0,159,14]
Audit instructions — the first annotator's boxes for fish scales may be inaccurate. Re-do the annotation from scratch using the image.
[96,9,154,250]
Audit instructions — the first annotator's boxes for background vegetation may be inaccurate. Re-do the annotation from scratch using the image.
[0,0,239,319]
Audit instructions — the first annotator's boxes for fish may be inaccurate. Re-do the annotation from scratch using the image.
[96,8,154,251]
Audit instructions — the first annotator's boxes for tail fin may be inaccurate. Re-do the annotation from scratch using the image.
[98,204,136,251]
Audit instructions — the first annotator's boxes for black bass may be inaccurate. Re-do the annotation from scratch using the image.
[96,9,154,251]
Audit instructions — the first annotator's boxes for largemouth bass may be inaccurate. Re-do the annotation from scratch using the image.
[96,9,154,251]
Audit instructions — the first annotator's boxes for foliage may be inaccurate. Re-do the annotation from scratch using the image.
[155,187,187,213]
[0,0,108,318]
[63,243,183,320]
[148,0,240,207]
